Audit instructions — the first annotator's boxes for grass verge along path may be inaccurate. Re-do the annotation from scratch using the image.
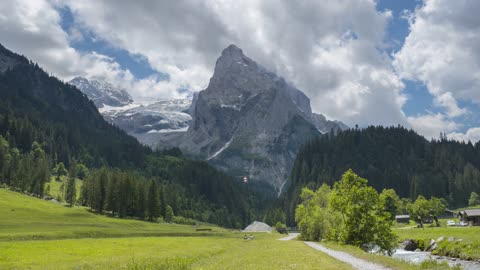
[305,241,390,270]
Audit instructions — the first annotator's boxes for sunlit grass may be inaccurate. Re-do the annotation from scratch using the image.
[0,188,353,269]
[0,188,221,241]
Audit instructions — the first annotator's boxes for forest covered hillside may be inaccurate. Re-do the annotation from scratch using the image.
[285,126,480,224]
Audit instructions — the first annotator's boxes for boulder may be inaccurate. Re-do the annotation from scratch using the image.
[425,239,437,251]
[402,239,418,251]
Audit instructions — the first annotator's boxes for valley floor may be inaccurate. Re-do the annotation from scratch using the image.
[1,188,464,270]
[0,189,351,270]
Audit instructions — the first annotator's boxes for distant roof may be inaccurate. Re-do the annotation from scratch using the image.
[395,215,410,219]
[464,209,480,216]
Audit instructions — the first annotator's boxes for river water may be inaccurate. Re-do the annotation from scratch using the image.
[392,249,480,270]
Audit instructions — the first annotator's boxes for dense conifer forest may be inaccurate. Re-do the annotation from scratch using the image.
[284,126,480,224]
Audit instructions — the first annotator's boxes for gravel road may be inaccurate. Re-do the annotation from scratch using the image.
[304,241,391,270]
[277,233,299,241]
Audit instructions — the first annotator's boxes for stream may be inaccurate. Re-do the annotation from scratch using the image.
[392,249,480,270]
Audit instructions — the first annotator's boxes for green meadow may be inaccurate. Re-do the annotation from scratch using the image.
[394,219,480,243]
[0,188,351,269]
[2,188,470,269]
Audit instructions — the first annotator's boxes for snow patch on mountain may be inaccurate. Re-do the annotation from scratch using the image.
[69,77,133,108]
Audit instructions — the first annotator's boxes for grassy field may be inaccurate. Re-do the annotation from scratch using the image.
[0,234,353,270]
[0,188,352,269]
[394,219,480,243]
[0,188,220,241]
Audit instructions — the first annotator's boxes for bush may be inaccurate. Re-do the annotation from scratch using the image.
[432,240,480,260]
[173,216,197,225]
[420,260,461,270]
[275,222,287,234]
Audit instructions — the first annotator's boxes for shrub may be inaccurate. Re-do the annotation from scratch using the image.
[173,216,197,225]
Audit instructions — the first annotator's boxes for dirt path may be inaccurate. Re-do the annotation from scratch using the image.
[277,233,299,241]
[304,242,391,270]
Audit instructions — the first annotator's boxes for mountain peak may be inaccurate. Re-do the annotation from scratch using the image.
[216,44,250,66]
[69,76,133,108]
[222,44,243,55]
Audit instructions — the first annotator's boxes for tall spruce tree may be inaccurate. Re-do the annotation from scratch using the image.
[147,180,160,221]
[65,161,77,206]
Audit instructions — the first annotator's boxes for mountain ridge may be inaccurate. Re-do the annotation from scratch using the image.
[163,44,347,194]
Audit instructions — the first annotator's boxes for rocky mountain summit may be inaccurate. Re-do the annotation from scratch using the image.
[162,45,347,194]
[69,77,133,108]
[69,77,192,137]
[68,45,346,194]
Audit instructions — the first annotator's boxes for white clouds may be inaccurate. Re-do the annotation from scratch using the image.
[62,0,408,127]
[395,0,480,141]
[0,0,187,101]
[407,113,458,140]
[394,0,480,103]
[3,0,480,141]
[448,128,480,143]
[434,92,467,118]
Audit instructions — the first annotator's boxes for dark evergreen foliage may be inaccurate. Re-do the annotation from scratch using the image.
[285,126,480,225]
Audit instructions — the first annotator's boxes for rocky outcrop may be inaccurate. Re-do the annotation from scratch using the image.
[310,113,349,134]
[69,76,133,108]
[159,45,345,194]
[402,240,418,251]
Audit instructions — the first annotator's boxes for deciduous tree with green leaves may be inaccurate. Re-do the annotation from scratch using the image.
[380,189,401,220]
[330,170,396,254]
[429,197,446,227]
[469,192,480,206]
[406,195,430,228]
[295,170,396,254]
[295,184,336,241]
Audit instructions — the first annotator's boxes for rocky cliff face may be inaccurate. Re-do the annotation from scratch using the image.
[165,45,346,194]
[69,77,192,139]
[69,77,133,108]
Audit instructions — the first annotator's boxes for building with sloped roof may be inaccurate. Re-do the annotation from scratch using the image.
[459,209,480,226]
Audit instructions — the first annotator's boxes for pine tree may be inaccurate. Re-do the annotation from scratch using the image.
[65,161,77,206]
[136,182,147,220]
[147,180,160,221]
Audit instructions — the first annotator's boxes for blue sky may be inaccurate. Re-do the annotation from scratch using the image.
[58,6,163,80]
[1,0,479,141]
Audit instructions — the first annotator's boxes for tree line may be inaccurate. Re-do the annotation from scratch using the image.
[0,135,49,197]
[285,126,480,224]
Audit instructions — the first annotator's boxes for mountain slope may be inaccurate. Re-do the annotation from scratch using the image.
[100,99,192,137]
[70,77,193,140]
[69,76,133,108]
[0,44,148,168]
[164,45,346,194]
